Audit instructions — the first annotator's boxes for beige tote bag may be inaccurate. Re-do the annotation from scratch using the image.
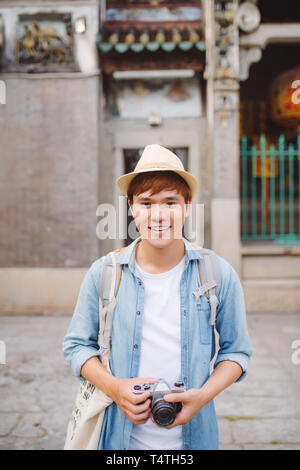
[64,250,124,450]
[64,354,113,450]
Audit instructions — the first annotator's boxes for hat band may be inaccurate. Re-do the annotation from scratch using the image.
[136,162,182,172]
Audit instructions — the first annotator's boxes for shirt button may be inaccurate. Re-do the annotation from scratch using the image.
[183,309,187,316]
[136,310,140,316]
[138,280,142,286]
[134,344,139,349]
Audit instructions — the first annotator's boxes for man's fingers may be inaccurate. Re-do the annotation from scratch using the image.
[135,398,151,413]
[125,398,151,415]
[145,377,157,384]
[133,377,157,385]
[126,407,151,425]
[164,391,187,402]
[131,391,152,405]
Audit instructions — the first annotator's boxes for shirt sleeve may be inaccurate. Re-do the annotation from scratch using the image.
[213,256,253,382]
[62,257,104,381]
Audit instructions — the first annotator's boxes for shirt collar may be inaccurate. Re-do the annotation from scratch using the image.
[116,236,203,273]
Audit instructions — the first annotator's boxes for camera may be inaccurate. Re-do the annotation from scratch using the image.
[131,378,186,427]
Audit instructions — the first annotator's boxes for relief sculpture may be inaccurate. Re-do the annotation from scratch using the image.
[15,14,74,71]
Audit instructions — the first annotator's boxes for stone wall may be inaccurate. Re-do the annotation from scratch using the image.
[0,75,100,267]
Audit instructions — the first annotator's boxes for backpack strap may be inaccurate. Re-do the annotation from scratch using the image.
[203,254,218,326]
[191,244,221,327]
[97,247,125,358]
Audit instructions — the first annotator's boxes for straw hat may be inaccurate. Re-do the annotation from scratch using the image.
[116,144,198,200]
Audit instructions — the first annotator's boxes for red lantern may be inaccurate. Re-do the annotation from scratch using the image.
[270,66,300,129]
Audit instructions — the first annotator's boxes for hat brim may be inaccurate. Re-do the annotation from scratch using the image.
[116,167,198,201]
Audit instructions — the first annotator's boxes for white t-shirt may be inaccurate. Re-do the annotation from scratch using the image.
[128,256,186,450]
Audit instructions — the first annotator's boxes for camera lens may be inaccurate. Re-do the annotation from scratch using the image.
[152,400,176,427]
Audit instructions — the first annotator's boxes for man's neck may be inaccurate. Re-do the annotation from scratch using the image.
[135,238,185,274]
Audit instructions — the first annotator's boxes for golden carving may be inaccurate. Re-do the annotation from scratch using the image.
[16,18,72,66]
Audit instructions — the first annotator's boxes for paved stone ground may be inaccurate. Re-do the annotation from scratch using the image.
[0,313,299,450]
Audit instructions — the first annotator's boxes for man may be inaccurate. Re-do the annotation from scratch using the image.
[63,144,253,450]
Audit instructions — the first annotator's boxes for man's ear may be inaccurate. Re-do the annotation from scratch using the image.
[185,200,191,218]
[128,199,134,217]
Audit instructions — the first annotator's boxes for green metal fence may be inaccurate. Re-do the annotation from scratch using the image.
[240,134,300,245]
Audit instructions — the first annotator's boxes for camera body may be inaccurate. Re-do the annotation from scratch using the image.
[131,378,186,427]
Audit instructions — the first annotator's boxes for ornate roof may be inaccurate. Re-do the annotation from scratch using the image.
[98,3,205,55]
[106,1,201,5]
[98,23,205,54]
[97,3,205,73]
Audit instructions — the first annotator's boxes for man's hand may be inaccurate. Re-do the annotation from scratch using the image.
[111,377,157,425]
[150,388,205,429]
[149,361,243,429]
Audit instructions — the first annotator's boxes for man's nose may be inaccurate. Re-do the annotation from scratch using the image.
[150,204,169,222]
[150,203,163,217]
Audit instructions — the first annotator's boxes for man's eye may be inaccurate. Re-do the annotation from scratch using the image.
[140,202,176,207]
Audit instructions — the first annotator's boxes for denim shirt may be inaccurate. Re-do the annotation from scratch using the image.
[62,236,253,450]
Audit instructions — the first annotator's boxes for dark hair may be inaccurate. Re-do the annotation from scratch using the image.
[127,170,191,204]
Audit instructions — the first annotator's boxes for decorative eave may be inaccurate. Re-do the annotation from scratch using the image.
[97,22,205,54]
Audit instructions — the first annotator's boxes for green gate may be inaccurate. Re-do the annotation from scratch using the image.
[240,134,300,245]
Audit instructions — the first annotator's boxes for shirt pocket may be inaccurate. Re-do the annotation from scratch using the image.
[196,298,212,345]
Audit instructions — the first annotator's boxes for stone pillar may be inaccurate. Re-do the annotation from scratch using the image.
[212,79,241,274]
[205,0,242,274]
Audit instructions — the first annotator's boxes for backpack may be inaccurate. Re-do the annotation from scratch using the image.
[97,242,222,359]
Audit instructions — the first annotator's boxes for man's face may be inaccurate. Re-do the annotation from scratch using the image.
[129,189,190,247]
